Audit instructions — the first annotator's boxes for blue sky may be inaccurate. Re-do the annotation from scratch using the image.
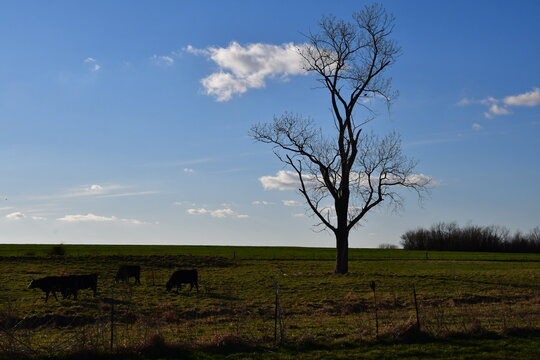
[1,0,539,247]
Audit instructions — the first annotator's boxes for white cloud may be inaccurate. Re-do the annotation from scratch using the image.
[31,216,47,221]
[259,170,315,191]
[457,96,497,106]
[187,41,307,101]
[84,57,101,72]
[6,212,25,220]
[460,88,540,117]
[292,213,305,217]
[89,184,104,191]
[211,208,236,218]
[186,207,248,219]
[480,97,498,105]
[472,123,482,130]
[503,87,540,106]
[402,173,437,187]
[174,201,196,206]
[184,168,195,174]
[57,213,144,224]
[151,54,175,66]
[252,200,274,205]
[260,170,436,191]
[186,208,209,215]
[282,200,302,207]
[488,103,511,116]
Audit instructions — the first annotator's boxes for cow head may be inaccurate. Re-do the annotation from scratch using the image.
[166,280,172,292]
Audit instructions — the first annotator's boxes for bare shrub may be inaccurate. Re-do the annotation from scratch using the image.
[378,243,398,249]
[48,244,66,256]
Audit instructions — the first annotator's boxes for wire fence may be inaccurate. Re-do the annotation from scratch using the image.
[1,278,538,357]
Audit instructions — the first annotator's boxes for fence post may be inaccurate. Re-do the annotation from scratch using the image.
[413,284,421,331]
[273,280,285,344]
[274,281,278,344]
[110,288,115,351]
[370,281,379,339]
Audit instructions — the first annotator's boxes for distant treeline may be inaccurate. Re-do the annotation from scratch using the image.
[401,223,540,253]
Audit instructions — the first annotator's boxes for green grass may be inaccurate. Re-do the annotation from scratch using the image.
[1,244,539,261]
[0,244,538,359]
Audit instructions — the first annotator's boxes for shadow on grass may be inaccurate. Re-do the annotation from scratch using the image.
[11,329,539,360]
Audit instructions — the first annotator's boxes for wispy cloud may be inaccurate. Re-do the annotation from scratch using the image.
[186,207,248,219]
[252,200,274,205]
[459,87,540,118]
[405,137,457,147]
[5,211,25,220]
[26,184,157,201]
[151,54,175,66]
[96,191,159,199]
[142,158,213,168]
[186,42,307,101]
[84,57,101,72]
[174,201,196,206]
[485,103,511,118]
[184,168,195,174]
[472,123,482,131]
[282,200,302,207]
[57,213,145,224]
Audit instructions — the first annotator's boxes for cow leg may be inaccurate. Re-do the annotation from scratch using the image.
[52,291,58,301]
[45,291,49,302]
[195,282,199,292]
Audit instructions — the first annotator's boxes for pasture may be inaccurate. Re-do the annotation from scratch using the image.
[0,244,539,359]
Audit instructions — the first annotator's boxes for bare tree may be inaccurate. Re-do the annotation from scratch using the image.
[251,4,430,274]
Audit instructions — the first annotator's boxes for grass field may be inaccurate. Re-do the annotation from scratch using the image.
[0,244,538,359]
[1,244,539,261]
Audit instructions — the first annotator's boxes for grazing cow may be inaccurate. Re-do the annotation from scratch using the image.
[166,269,198,292]
[61,274,98,300]
[28,276,64,302]
[115,265,141,285]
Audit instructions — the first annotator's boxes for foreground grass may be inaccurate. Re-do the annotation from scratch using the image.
[0,245,538,358]
[17,331,540,360]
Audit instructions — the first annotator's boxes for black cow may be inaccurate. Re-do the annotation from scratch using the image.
[28,276,65,302]
[115,265,141,285]
[166,269,198,292]
[61,274,98,300]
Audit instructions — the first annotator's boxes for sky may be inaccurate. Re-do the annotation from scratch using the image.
[0,0,539,248]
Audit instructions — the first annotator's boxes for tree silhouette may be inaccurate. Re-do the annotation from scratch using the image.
[251,4,430,274]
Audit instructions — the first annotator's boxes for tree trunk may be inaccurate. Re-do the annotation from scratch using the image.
[335,229,349,274]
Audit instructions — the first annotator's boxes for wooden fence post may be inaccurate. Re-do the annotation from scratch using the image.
[110,288,115,351]
[370,281,379,339]
[413,284,421,331]
[273,280,285,345]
